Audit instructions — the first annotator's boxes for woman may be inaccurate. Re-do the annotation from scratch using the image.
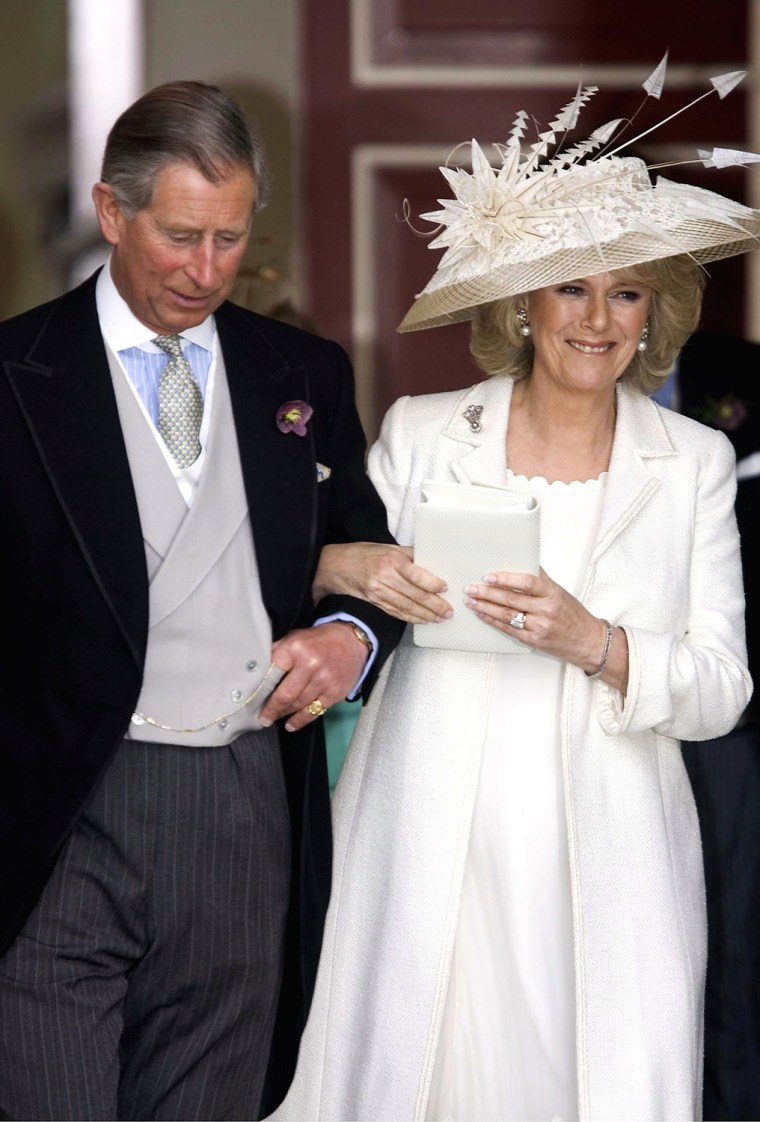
[274,85,756,1122]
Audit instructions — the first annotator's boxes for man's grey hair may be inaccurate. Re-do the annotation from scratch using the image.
[100,80,269,218]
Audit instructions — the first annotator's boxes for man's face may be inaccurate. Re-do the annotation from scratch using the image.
[93,161,256,334]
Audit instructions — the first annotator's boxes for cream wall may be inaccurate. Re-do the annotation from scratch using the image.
[144,0,304,314]
[0,0,68,318]
[0,0,303,320]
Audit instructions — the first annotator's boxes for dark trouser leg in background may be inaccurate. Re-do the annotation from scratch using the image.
[682,725,760,1122]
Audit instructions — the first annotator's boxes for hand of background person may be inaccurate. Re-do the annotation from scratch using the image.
[465,566,629,693]
[312,542,453,624]
[260,621,370,732]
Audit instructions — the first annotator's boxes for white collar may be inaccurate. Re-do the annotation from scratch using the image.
[95,257,216,354]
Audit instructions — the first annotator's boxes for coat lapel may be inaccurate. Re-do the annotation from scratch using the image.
[215,303,317,638]
[431,376,677,576]
[2,274,148,669]
[589,385,677,566]
[441,376,513,487]
[3,282,335,663]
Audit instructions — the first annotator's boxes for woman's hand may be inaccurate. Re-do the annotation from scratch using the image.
[313,542,453,624]
[465,566,629,693]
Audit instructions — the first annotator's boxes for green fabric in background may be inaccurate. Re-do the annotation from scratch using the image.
[324,699,360,791]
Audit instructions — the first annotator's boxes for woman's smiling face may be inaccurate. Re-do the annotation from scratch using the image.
[524,272,652,397]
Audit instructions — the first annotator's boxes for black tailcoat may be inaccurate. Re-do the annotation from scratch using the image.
[0,272,403,1110]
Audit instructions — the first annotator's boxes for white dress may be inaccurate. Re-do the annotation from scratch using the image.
[272,380,747,1122]
[427,469,608,1122]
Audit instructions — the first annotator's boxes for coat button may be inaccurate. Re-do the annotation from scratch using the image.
[219,719,229,731]
[231,689,242,702]
[246,660,257,672]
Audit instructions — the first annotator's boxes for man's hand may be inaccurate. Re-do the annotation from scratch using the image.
[260,621,370,732]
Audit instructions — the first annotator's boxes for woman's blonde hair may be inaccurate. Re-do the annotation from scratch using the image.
[469,254,705,393]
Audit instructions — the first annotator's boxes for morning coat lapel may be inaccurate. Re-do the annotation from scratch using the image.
[215,302,317,637]
[2,273,148,669]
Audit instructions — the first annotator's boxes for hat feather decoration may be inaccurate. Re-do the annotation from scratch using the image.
[399,55,760,333]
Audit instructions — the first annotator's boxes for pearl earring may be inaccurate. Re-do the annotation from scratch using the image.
[637,321,650,352]
[516,307,531,338]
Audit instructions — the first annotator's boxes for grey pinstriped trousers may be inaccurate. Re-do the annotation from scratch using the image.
[0,730,290,1121]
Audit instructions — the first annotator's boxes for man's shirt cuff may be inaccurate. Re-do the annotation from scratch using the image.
[313,612,379,698]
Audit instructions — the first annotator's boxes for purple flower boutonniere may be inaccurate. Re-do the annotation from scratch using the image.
[697,394,749,433]
[276,400,313,436]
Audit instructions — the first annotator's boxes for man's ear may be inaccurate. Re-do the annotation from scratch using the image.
[92,182,125,246]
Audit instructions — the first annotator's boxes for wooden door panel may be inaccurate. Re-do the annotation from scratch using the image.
[374,167,475,417]
[304,0,750,439]
[368,0,746,66]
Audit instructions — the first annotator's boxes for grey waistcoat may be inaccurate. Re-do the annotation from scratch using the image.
[107,344,282,747]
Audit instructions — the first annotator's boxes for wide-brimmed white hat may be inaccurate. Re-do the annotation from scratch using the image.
[399,61,760,333]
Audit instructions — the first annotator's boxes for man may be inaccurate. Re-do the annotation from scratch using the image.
[0,81,402,1121]
[659,331,760,1121]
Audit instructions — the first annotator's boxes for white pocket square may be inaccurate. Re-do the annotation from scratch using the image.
[316,462,331,482]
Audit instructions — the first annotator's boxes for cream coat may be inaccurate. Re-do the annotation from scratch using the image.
[274,377,752,1122]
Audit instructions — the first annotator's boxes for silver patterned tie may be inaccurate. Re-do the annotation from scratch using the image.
[153,334,203,468]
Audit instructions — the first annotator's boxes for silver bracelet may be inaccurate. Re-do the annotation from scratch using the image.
[585,619,613,680]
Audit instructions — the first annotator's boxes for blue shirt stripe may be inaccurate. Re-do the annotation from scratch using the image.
[120,342,212,426]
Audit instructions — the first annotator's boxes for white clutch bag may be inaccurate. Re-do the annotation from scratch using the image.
[413,480,540,654]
